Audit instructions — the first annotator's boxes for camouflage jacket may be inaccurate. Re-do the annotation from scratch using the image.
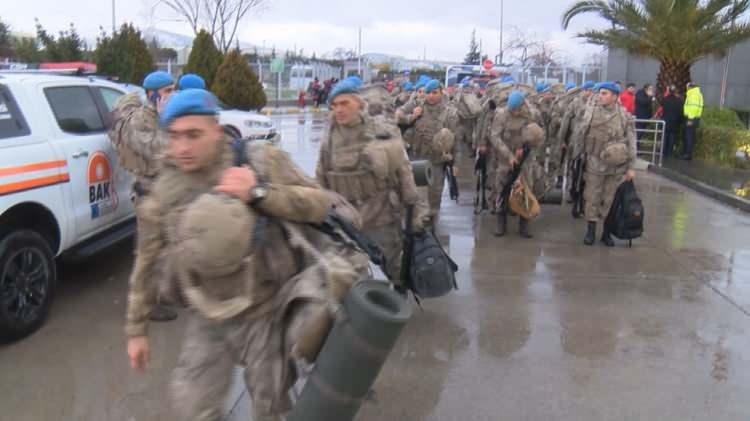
[125,141,343,337]
[316,112,421,229]
[574,102,637,175]
[397,97,459,163]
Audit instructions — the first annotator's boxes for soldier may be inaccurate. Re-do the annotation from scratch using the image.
[125,89,367,421]
[109,71,178,322]
[559,81,596,153]
[573,82,637,246]
[316,79,424,285]
[481,91,544,238]
[454,79,482,150]
[397,79,458,219]
[394,80,414,108]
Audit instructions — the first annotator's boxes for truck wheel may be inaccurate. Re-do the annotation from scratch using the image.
[0,230,56,343]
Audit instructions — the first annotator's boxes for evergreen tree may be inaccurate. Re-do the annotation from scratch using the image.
[464,29,481,65]
[94,24,154,85]
[35,20,85,62]
[0,18,13,59]
[212,49,266,111]
[13,38,42,63]
[184,30,223,88]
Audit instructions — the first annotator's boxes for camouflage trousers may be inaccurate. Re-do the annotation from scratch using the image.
[425,163,446,217]
[456,119,476,147]
[583,172,623,222]
[170,289,329,420]
[364,223,403,284]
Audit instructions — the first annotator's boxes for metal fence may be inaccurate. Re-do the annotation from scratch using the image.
[634,118,665,167]
[513,65,604,87]
[248,61,343,101]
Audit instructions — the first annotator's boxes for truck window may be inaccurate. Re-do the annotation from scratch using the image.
[96,87,125,112]
[45,86,105,134]
[0,85,31,139]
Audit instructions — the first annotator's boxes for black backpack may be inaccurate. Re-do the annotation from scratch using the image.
[605,180,644,246]
[408,231,458,298]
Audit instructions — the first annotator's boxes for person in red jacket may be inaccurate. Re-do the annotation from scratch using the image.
[619,83,636,115]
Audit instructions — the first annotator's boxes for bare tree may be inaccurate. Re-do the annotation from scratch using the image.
[503,26,562,68]
[159,0,267,52]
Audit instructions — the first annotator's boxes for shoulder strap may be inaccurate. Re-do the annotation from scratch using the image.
[230,138,269,247]
[231,138,248,166]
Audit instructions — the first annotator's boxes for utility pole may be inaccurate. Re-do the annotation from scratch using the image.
[357,27,362,77]
[498,0,504,65]
[111,0,116,33]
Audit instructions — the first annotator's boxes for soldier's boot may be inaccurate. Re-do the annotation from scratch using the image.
[600,227,615,247]
[519,217,533,239]
[494,210,508,237]
[583,221,596,246]
[149,304,178,322]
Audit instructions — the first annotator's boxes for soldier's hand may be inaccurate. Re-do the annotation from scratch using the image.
[452,166,459,177]
[413,107,423,118]
[127,336,150,372]
[509,157,518,168]
[624,169,636,181]
[215,167,258,203]
[515,148,524,160]
[477,145,487,154]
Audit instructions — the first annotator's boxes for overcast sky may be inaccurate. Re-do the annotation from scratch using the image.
[2,0,605,64]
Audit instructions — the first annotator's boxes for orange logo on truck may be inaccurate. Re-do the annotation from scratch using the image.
[87,152,118,218]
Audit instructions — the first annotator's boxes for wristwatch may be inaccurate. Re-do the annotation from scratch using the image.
[249,183,268,205]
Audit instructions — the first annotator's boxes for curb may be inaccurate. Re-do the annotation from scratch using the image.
[260,107,326,115]
[648,164,750,213]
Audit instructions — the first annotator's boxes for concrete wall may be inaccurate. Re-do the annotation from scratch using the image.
[606,41,750,108]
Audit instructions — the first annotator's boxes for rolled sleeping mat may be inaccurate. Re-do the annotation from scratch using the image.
[411,159,432,187]
[288,281,412,421]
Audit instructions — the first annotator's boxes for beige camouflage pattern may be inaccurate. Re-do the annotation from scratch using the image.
[108,92,166,194]
[316,111,424,280]
[574,101,637,221]
[125,139,364,419]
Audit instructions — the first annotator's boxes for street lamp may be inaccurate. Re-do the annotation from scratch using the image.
[112,0,116,33]
[497,0,504,65]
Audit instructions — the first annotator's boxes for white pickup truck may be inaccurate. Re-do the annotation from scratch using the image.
[0,72,139,341]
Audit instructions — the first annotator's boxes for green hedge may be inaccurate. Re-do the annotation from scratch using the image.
[694,106,750,168]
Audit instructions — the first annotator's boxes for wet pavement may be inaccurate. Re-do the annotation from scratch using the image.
[2,113,750,421]
[663,157,750,200]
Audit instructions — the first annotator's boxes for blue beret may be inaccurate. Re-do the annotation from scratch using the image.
[143,71,175,91]
[329,80,360,103]
[460,78,471,87]
[582,80,596,90]
[536,82,551,94]
[501,75,514,83]
[344,76,363,88]
[507,90,525,110]
[415,79,428,90]
[403,81,414,92]
[424,79,441,93]
[417,74,430,84]
[598,81,621,95]
[566,82,577,91]
[178,74,206,90]
[159,89,219,127]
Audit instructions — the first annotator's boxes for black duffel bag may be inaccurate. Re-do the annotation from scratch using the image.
[408,230,458,298]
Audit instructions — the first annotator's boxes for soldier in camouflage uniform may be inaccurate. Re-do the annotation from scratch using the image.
[394,80,414,109]
[316,80,425,285]
[453,79,482,150]
[572,82,637,246]
[125,89,368,421]
[109,71,178,322]
[396,79,458,219]
[481,91,544,238]
[558,81,596,158]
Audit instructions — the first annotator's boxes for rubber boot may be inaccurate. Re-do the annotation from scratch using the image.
[583,221,596,246]
[600,227,615,247]
[519,217,533,239]
[494,210,507,237]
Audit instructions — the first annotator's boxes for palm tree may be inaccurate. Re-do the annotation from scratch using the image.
[562,0,750,95]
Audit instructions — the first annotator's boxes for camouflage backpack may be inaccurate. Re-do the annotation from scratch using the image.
[108,92,164,177]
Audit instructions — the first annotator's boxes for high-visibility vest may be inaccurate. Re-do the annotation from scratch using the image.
[684,87,704,119]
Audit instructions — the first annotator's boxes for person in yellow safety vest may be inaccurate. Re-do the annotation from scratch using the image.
[681,82,704,161]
